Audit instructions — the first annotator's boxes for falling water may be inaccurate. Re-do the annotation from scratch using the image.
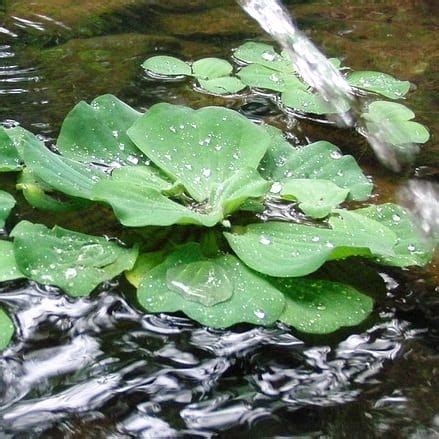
[237,0,419,172]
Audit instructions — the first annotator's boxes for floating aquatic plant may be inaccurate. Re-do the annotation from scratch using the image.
[0,92,434,350]
[142,41,430,149]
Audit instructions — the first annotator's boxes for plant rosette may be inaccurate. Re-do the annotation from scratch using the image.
[0,95,434,351]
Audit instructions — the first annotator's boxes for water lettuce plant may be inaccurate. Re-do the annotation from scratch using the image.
[0,92,434,351]
[142,42,430,150]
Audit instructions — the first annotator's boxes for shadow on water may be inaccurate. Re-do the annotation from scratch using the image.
[0,0,438,436]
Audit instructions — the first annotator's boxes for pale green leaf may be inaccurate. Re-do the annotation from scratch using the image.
[57,94,146,167]
[238,64,306,92]
[198,77,246,94]
[234,42,292,72]
[0,240,24,282]
[17,169,88,212]
[142,55,192,76]
[347,71,410,99]
[192,58,233,79]
[11,221,138,297]
[137,243,286,328]
[128,103,270,202]
[0,308,14,350]
[355,203,435,267]
[0,126,22,172]
[363,101,430,145]
[11,127,107,200]
[273,277,373,334]
[125,251,166,288]
[0,190,15,228]
[225,209,397,277]
[280,179,349,218]
[282,88,351,114]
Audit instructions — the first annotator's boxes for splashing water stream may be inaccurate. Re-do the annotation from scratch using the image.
[237,0,419,172]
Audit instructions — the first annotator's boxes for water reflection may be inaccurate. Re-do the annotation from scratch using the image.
[0,274,436,436]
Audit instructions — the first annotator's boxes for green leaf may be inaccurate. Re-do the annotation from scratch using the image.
[260,127,373,201]
[0,308,14,350]
[0,190,15,228]
[93,166,268,227]
[225,209,397,277]
[0,240,24,282]
[11,221,138,297]
[281,88,351,114]
[17,169,88,212]
[166,260,233,306]
[280,179,349,218]
[347,71,410,99]
[238,64,307,92]
[355,203,435,267]
[57,94,147,167]
[273,277,373,334]
[128,103,270,202]
[11,127,107,200]
[137,243,286,328]
[0,126,22,172]
[192,58,233,79]
[93,173,221,227]
[125,251,166,288]
[142,55,192,76]
[234,42,292,72]
[363,101,430,145]
[197,77,246,94]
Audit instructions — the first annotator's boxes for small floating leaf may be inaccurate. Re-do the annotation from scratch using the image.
[137,243,286,328]
[273,278,373,334]
[0,190,15,228]
[197,77,246,94]
[355,203,435,267]
[282,88,351,114]
[0,126,22,172]
[347,71,410,99]
[280,179,349,218]
[0,308,14,350]
[192,58,233,79]
[363,101,430,146]
[142,55,192,76]
[11,221,138,297]
[0,241,24,282]
[238,64,306,92]
[234,42,292,72]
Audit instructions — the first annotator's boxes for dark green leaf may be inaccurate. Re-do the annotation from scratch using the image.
[11,221,138,297]
[273,277,373,334]
[0,190,15,228]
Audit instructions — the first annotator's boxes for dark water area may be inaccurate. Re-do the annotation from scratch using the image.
[0,0,438,437]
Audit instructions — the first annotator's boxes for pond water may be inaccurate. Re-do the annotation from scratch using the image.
[0,0,438,437]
